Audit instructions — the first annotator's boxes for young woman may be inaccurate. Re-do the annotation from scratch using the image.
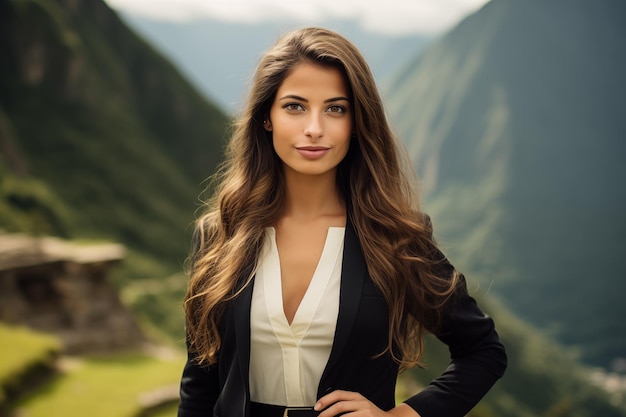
[178,27,506,417]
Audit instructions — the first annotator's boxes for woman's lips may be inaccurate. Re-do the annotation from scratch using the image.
[296,146,330,159]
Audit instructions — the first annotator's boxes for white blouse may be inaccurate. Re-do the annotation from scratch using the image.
[249,227,345,406]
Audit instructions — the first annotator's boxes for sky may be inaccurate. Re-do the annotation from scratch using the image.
[103,0,491,35]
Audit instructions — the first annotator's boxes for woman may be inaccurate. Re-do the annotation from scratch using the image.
[178,27,506,417]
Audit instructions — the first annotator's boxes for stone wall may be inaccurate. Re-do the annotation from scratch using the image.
[0,233,145,352]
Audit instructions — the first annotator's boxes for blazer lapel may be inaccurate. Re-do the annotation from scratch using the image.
[318,220,366,389]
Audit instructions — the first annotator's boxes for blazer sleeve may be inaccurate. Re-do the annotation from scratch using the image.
[178,343,220,417]
[404,215,506,416]
[403,271,507,417]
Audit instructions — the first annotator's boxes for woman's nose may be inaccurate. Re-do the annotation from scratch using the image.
[303,113,323,139]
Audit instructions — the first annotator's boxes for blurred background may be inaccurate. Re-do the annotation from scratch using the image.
[1,0,625,416]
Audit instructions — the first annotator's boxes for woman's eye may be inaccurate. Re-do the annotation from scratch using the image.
[327,105,345,113]
[284,103,304,111]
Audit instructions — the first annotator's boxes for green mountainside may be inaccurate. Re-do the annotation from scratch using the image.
[0,0,228,272]
[385,0,626,369]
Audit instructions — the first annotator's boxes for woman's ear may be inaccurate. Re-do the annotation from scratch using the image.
[263,119,273,131]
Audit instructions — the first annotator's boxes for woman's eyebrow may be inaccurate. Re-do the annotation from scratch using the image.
[278,95,350,103]
[324,96,350,103]
[278,94,307,102]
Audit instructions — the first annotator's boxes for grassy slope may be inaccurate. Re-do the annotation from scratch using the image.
[146,404,178,417]
[0,324,61,406]
[11,353,184,417]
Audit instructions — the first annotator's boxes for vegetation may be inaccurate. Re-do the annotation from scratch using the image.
[144,403,179,417]
[0,0,222,351]
[11,353,184,417]
[0,0,228,273]
[121,273,188,343]
[0,160,72,236]
[0,324,61,406]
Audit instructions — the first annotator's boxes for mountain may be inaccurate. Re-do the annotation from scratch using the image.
[118,14,431,112]
[0,0,228,269]
[385,0,626,370]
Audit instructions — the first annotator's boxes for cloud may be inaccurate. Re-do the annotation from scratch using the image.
[103,0,490,35]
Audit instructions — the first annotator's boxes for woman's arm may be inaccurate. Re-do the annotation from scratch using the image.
[314,281,505,417]
[403,274,507,417]
[398,215,506,416]
[178,343,220,417]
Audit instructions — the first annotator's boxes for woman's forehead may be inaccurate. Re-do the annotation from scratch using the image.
[275,62,350,100]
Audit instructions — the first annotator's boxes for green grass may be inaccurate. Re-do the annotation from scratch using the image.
[0,324,60,381]
[145,403,178,417]
[0,324,61,404]
[11,353,185,417]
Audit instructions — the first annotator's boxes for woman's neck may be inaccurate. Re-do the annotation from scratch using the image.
[281,169,345,222]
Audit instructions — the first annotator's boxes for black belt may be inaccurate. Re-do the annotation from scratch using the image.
[250,402,318,417]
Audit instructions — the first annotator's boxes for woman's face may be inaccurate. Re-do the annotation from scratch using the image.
[266,62,352,179]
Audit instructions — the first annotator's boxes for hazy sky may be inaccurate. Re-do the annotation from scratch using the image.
[103,0,491,35]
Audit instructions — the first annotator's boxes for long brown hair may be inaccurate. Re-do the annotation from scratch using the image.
[184,27,459,371]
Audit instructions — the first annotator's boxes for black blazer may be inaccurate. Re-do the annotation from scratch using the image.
[178,222,507,417]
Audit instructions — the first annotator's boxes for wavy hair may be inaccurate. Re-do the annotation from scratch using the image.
[184,27,459,371]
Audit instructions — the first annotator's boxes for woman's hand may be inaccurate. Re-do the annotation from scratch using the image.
[314,390,420,417]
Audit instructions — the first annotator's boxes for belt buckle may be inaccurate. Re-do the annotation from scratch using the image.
[283,406,314,417]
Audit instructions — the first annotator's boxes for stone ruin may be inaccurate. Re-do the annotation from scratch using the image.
[0,231,145,353]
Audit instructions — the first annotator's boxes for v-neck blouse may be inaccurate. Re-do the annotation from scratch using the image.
[249,227,345,406]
